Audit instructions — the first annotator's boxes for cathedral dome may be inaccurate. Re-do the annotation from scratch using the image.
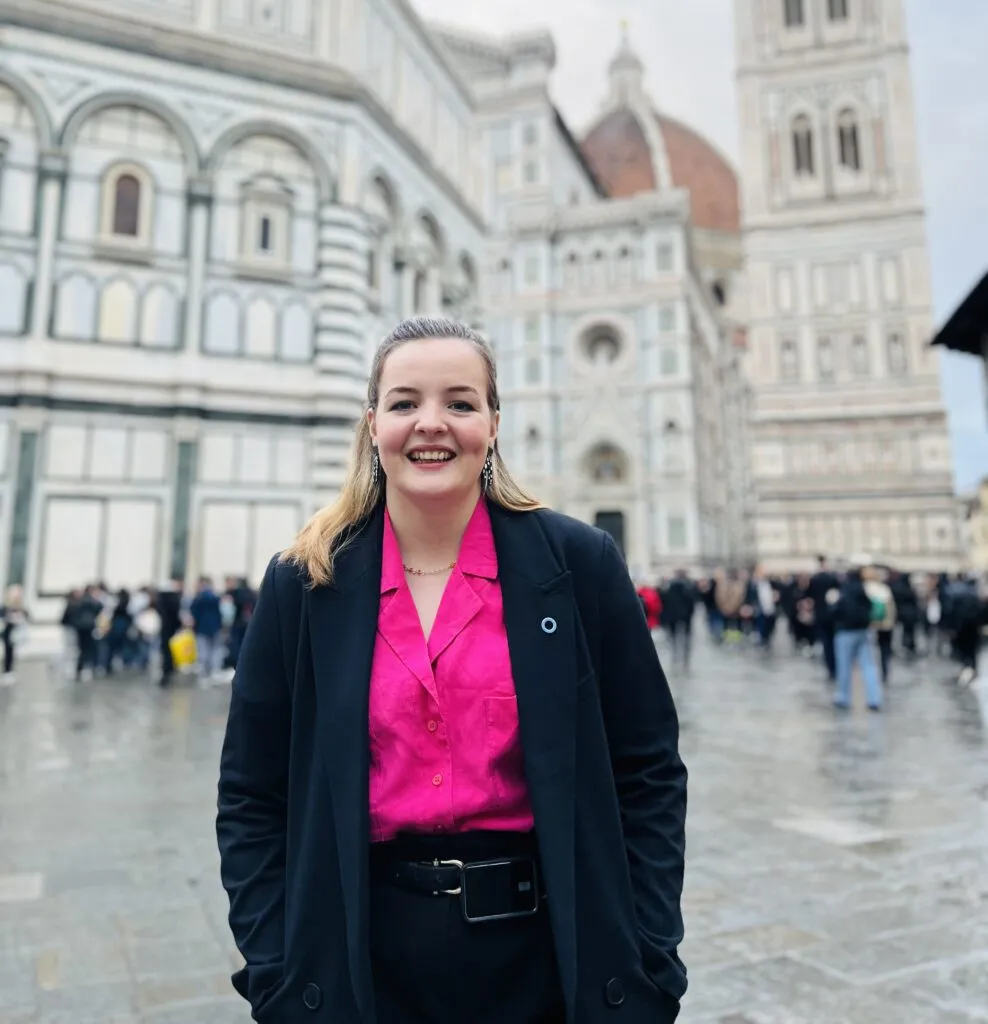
[580,31,740,235]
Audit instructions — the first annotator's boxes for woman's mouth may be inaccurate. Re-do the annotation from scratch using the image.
[407,449,456,466]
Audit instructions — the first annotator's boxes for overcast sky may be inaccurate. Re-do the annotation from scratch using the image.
[413,0,988,492]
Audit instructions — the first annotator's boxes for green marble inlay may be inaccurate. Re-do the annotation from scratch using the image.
[7,431,38,587]
[169,440,197,581]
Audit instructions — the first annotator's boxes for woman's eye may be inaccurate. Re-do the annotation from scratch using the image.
[390,400,414,411]
[450,401,475,411]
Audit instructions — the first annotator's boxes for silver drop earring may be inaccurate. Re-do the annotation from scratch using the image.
[372,449,380,485]
[481,450,493,491]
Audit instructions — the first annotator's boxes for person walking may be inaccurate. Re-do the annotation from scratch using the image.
[70,585,103,682]
[809,556,840,681]
[863,567,896,685]
[216,318,687,1024]
[833,566,882,711]
[189,577,223,683]
[663,570,695,670]
[155,578,184,687]
[0,585,28,684]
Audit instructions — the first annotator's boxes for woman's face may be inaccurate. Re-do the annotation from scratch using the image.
[368,337,498,506]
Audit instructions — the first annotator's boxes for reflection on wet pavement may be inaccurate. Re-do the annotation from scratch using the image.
[0,636,985,1022]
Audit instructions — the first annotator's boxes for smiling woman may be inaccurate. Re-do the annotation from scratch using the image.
[217,316,688,1024]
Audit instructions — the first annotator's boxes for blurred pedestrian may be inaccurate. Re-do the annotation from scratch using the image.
[190,577,223,683]
[833,566,882,711]
[863,567,896,685]
[0,585,29,684]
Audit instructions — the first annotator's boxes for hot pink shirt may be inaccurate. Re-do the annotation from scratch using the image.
[368,499,535,843]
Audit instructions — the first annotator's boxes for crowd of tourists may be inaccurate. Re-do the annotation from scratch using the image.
[0,575,257,687]
[637,556,987,708]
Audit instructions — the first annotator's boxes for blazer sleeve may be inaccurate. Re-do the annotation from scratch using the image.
[216,554,293,1012]
[596,532,688,1000]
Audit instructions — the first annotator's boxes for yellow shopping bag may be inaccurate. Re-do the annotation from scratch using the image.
[169,629,198,669]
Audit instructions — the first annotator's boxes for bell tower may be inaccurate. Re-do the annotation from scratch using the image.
[734,0,960,570]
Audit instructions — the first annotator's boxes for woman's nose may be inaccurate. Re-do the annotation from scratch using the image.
[414,403,447,432]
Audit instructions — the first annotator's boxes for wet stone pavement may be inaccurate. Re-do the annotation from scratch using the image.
[0,634,986,1023]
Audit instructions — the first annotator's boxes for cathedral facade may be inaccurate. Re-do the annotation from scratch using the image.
[0,0,957,618]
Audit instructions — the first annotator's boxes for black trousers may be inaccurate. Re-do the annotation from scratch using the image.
[75,629,98,678]
[955,623,981,671]
[817,622,836,680]
[369,831,565,1024]
[667,620,691,666]
[877,629,893,683]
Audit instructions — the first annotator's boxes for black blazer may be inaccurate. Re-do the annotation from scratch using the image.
[217,503,687,1023]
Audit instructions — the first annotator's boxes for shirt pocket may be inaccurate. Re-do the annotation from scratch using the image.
[484,694,525,802]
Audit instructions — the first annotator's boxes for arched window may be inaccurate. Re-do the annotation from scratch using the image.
[592,250,607,288]
[850,334,869,375]
[413,269,427,314]
[817,336,835,381]
[239,176,293,268]
[780,338,799,381]
[837,109,861,171]
[112,175,141,236]
[100,164,153,246]
[587,443,627,484]
[563,252,580,290]
[784,0,805,28]
[792,115,815,176]
[828,0,849,20]
[887,332,907,376]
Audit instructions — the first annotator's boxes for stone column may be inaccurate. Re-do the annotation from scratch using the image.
[311,201,369,502]
[183,177,213,351]
[30,150,68,340]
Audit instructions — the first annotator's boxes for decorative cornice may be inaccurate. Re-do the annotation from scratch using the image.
[507,190,689,237]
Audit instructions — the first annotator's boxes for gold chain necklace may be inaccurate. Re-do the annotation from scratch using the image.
[402,561,456,577]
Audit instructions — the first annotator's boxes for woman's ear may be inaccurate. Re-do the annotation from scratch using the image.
[367,407,377,444]
[490,409,500,446]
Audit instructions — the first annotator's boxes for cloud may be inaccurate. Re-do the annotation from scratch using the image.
[413,0,988,490]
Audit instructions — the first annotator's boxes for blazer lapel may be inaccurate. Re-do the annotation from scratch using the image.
[307,505,384,1023]
[488,505,579,1014]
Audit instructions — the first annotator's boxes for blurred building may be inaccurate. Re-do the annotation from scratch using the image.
[960,479,988,573]
[0,0,486,619]
[735,0,960,572]
[435,26,752,574]
[0,0,961,615]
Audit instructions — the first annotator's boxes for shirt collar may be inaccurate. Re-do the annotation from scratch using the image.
[380,498,499,595]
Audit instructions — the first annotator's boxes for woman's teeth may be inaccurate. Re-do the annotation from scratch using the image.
[408,452,454,462]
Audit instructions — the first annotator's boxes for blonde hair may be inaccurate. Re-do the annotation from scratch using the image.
[282,317,544,586]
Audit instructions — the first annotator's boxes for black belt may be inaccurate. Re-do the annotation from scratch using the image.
[372,853,545,924]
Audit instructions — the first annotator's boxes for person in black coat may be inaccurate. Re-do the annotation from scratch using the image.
[216,317,687,1024]
[808,556,840,680]
[154,578,184,687]
[662,570,695,669]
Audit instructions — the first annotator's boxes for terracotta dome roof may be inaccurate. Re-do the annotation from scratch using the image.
[581,108,740,234]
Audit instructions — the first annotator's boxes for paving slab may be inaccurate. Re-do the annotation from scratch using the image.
[0,634,985,1022]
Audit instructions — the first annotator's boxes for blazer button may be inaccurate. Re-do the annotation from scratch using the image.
[302,982,322,1010]
[604,978,626,1007]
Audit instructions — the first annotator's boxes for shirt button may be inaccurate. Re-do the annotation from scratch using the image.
[432,773,443,786]
[427,720,438,733]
